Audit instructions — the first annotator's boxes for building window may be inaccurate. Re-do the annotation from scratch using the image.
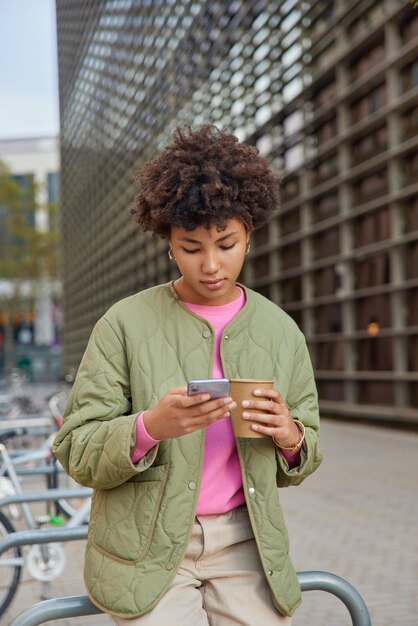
[253,255,270,279]
[312,226,340,260]
[352,125,387,163]
[402,61,418,91]
[353,207,390,247]
[281,242,301,270]
[280,277,301,304]
[407,336,418,372]
[312,80,336,109]
[355,294,392,331]
[312,43,337,75]
[314,304,342,334]
[408,383,418,409]
[314,117,337,147]
[353,169,388,204]
[313,266,340,297]
[405,242,418,279]
[406,289,418,326]
[354,252,390,288]
[402,151,418,186]
[280,176,299,202]
[312,154,339,185]
[285,143,304,173]
[369,89,382,114]
[280,209,300,235]
[349,43,385,82]
[257,285,271,300]
[289,309,303,331]
[253,223,270,246]
[310,1,336,40]
[357,337,393,371]
[404,196,418,232]
[350,84,386,123]
[400,13,418,43]
[47,171,60,204]
[402,106,418,140]
[317,380,344,401]
[312,192,339,223]
[283,110,303,139]
[347,4,385,40]
[358,381,395,405]
[315,340,344,370]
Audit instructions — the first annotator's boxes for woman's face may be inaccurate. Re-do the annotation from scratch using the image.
[169,218,250,305]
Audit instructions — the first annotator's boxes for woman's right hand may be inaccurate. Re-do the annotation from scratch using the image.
[143,386,236,440]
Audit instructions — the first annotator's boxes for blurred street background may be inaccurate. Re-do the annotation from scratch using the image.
[0,0,417,624]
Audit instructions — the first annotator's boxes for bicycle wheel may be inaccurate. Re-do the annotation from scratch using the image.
[47,456,89,521]
[0,509,23,617]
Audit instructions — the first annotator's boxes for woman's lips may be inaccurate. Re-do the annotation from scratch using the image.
[201,279,225,290]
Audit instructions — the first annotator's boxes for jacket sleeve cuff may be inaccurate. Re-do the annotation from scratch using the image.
[131,412,160,464]
[279,447,301,469]
[276,428,323,487]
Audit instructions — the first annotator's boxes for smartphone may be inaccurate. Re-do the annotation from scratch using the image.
[187,378,230,399]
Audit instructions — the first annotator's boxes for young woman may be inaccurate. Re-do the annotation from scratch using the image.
[53,125,323,625]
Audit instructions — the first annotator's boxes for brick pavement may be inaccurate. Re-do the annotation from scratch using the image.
[3,418,418,625]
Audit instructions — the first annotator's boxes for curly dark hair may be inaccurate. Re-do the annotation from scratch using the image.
[131,124,279,237]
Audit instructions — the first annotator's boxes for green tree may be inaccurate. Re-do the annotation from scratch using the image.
[0,160,60,370]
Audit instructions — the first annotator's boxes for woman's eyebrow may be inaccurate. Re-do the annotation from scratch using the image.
[180,231,238,244]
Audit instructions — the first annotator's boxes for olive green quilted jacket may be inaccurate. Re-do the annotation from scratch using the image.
[53,282,323,619]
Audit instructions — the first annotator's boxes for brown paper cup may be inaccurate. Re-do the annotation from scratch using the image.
[230,379,274,438]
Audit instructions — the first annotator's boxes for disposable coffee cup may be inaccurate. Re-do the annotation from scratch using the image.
[229,379,274,438]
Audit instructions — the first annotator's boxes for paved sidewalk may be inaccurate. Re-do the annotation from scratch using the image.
[3,419,418,625]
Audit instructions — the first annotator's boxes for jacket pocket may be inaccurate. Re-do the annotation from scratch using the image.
[92,463,169,563]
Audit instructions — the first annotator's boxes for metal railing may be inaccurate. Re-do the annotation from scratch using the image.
[9,570,372,626]
[0,525,88,555]
[0,489,91,611]
[0,487,92,510]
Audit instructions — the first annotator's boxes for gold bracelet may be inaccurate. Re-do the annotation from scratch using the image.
[272,419,305,452]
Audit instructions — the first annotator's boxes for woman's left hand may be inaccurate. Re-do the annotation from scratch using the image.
[241,388,301,448]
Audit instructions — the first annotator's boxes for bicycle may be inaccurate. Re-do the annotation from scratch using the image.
[0,369,40,422]
[0,427,91,616]
[0,379,83,521]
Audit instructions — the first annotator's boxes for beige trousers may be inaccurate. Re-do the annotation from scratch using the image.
[111,506,291,625]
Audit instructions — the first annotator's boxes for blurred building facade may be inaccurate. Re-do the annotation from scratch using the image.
[0,136,62,381]
[56,0,418,423]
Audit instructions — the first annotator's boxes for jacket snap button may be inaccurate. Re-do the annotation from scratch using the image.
[188,481,197,490]
[202,330,211,339]
[224,335,229,340]
[166,562,174,570]
[268,570,273,576]
[249,487,256,496]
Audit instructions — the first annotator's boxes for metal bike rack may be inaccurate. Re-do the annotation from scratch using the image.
[0,518,89,611]
[298,571,371,625]
[0,487,92,509]
[0,490,90,555]
[9,570,372,626]
[0,525,88,557]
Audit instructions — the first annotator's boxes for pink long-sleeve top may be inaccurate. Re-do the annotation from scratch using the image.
[131,288,300,515]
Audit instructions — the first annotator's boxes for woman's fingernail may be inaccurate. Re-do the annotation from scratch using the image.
[228,402,236,410]
[242,400,250,407]
[253,389,261,395]
[243,411,250,418]
[224,397,233,405]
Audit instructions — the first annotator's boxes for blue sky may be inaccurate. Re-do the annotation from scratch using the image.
[0,0,59,139]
